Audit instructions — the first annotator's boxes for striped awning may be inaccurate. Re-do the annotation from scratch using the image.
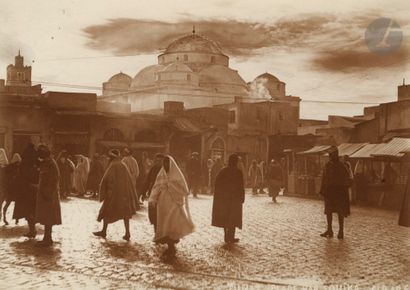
[297,145,332,155]
[371,138,410,158]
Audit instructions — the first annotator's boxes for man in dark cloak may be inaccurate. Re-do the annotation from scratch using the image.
[319,146,351,239]
[186,152,202,198]
[35,145,62,247]
[212,154,245,243]
[266,159,283,203]
[13,142,40,238]
[93,149,137,241]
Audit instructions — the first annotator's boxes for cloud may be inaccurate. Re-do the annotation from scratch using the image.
[82,13,409,72]
[312,46,409,72]
[82,14,364,57]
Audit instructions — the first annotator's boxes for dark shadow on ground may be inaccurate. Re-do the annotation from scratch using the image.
[9,239,62,268]
[0,225,44,239]
[100,240,153,263]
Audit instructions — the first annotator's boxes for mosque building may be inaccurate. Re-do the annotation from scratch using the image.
[101,29,293,112]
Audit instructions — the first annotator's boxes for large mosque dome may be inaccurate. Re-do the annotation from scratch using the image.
[104,31,280,112]
[164,34,224,55]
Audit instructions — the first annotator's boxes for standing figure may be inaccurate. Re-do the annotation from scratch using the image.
[210,158,223,195]
[280,157,288,194]
[35,145,62,247]
[266,159,283,203]
[399,164,410,227]
[341,155,354,202]
[141,153,165,234]
[57,150,75,199]
[212,154,245,243]
[186,152,202,197]
[319,147,351,239]
[122,148,140,206]
[86,153,105,198]
[205,158,214,194]
[3,153,21,225]
[74,155,89,196]
[237,156,247,186]
[13,142,40,238]
[257,160,267,194]
[0,148,9,224]
[248,160,263,194]
[149,155,194,260]
[93,149,137,241]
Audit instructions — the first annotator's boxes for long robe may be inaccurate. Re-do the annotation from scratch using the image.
[122,155,139,189]
[57,159,75,194]
[97,158,137,223]
[149,157,194,243]
[86,158,104,192]
[35,158,62,226]
[4,154,21,202]
[13,144,40,220]
[320,159,351,217]
[74,155,89,194]
[212,166,245,229]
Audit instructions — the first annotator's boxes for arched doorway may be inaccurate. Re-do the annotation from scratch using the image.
[210,137,225,161]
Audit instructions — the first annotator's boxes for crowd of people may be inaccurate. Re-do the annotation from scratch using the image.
[1,142,408,262]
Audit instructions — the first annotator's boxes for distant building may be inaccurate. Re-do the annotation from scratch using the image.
[102,30,297,113]
[298,82,410,144]
[0,50,42,96]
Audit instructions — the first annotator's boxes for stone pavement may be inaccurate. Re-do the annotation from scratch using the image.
[0,192,409,289]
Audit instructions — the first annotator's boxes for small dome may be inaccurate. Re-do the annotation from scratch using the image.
[165,34,223,55]
[108,72,132,84]
[254,72,280,83]
[130,65,165,88]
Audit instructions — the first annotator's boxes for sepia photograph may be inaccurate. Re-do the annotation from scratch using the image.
[0,0,409,289]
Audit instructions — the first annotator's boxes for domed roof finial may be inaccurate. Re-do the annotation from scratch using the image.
[18,49,21,56]
[192,25,196,34]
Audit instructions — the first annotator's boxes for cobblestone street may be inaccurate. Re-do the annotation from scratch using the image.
[1,192,409,289]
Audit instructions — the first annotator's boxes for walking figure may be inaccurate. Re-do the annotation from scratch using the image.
[319,146,351,239]
[2,153,21,225]
[186,152,201,197]
[141,153,165,235]
[149,155,194,261]
[35,145,62,247]
[266,159,282,203]
[212,154,245,243]
[93,149,137,241]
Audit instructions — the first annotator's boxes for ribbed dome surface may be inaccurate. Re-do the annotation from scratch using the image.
[165,34,223,55]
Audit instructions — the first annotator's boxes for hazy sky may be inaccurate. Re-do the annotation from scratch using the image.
[0,0,409,119]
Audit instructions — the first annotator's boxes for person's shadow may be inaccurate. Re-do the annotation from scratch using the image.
[0,225,44,239]
[9,239,62,268]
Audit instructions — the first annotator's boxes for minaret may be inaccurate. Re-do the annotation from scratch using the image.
[192,25,196,34]
[6,50,32,87]
[15,49,24,68]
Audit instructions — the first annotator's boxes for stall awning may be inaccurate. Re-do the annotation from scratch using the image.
[297,145,332,155]
[371,137,410,158]
[172,118,201,133]
[336,143,368,156]
[349,143,390,159]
